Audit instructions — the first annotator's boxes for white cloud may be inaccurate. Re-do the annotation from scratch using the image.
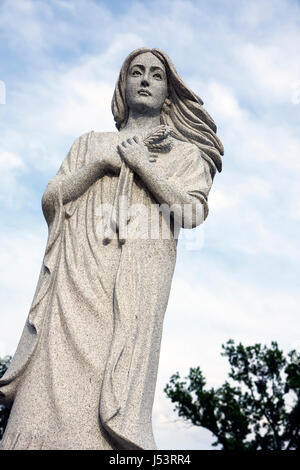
[0,229,47,355]
[206,82,244,120]
[0,149,29,206]
[231,0,300,106]
[209,176,272,214]
[235,43,298,104]
[166,273,299,353]
[153,395,215,449]
[0,149,24,169]
[201,80,300,171]
[0,0,45,51]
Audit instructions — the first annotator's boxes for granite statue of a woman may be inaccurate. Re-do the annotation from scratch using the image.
[0,48,223,450]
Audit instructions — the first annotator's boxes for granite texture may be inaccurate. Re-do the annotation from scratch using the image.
[0,48,223,450]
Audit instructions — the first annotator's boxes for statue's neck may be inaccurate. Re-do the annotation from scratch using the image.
[122,109,161,133]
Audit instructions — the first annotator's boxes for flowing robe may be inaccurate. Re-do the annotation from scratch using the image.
[0,130,212,450]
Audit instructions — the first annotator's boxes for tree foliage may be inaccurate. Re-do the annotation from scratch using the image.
[0,356,11,440]
[164,340,300,450]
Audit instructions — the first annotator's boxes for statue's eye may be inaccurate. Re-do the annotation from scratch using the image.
[132,70,141,76]
[153,72,162,80]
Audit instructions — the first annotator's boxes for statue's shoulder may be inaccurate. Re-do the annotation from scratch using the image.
[171,138,200,157]
[84,130,120,150]
[72,130,118,145]
[90,130,119,142]
[68,131,119,156]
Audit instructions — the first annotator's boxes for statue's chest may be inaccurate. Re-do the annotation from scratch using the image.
[148,150,179,179]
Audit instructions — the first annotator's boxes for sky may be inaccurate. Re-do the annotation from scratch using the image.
[0,0,300,450]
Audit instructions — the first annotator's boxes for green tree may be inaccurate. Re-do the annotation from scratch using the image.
[164,340,300,450]
[0,356,11,440]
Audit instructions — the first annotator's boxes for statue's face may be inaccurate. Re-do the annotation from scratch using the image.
[126,52,168,114]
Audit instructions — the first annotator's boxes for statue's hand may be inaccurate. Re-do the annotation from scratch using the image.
[117,136,149,171]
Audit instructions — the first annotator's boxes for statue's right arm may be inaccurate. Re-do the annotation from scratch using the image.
[42,158,108,225]
[42,146,122,226]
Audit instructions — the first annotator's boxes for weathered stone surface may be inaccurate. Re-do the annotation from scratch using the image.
[0,48,223,450]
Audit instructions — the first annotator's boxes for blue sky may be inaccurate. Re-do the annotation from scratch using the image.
[0,0,300,449]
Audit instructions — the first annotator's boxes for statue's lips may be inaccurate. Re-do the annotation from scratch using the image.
[138,89,151,96]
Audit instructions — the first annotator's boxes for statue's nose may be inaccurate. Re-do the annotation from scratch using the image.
[141,78,149,87]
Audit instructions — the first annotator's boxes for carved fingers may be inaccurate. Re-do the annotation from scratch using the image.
[117,136,149,170]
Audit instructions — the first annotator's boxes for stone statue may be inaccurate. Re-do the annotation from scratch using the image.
[0,48,223,450]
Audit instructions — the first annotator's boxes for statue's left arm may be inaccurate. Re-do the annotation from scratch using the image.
[118,137,213,228]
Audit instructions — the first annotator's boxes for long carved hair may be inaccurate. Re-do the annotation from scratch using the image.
[111,47,224,177]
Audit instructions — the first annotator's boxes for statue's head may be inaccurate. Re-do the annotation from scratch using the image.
[112,48,224,176]
[124,51,169,118]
